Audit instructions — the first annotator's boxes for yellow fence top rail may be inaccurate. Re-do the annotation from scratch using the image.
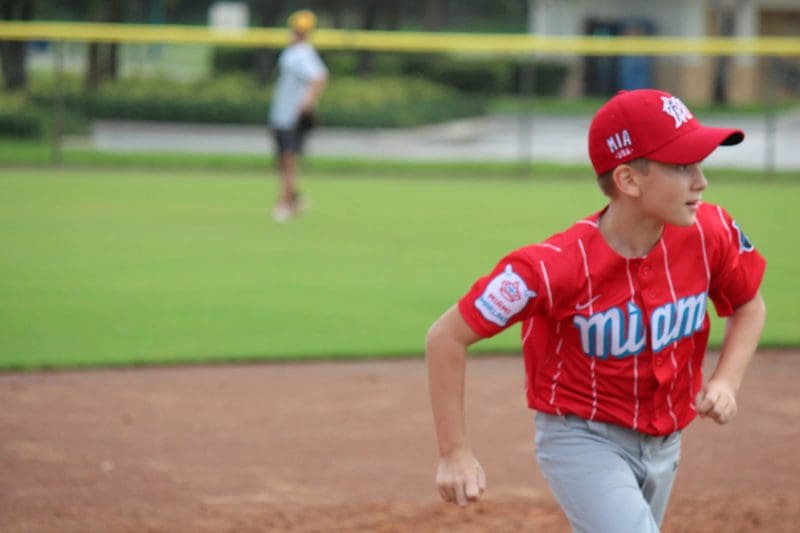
[1,21,799,56]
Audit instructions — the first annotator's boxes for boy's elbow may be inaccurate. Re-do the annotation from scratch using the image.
[425,317,447,354]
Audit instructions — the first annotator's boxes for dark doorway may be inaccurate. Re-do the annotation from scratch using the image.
[583,17,656,95]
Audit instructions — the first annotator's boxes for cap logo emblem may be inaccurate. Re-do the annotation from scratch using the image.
[606,129,634,159]
[661,96,693,128]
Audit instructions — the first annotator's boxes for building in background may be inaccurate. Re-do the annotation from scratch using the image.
[528,0,800,104]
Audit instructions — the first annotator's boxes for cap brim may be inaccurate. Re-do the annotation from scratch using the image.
[646,126,744,166]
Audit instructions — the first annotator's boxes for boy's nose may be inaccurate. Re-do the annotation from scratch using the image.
[692,166,708,190]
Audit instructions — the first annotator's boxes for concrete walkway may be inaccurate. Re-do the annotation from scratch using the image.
[89,111,800,171]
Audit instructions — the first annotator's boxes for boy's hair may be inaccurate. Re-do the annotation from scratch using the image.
[596,172,615,197]
[587,89,743,176]
[597,159,651,198]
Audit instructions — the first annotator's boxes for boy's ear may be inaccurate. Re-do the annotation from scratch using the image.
[612,164,641,198]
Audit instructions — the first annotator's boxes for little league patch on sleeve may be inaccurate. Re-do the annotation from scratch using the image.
[732,220,755,253]
[474,265,536,326]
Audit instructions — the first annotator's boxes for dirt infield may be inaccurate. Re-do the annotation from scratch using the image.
[1,351,799,532]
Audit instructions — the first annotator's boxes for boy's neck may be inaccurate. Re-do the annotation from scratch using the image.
[598,201,664,258]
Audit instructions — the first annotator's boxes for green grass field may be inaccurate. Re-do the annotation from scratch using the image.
[1,168,797,369]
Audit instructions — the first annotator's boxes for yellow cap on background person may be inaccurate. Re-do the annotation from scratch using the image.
[288,10,317,34]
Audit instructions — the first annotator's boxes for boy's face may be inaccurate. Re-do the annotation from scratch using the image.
[635,161,708,227]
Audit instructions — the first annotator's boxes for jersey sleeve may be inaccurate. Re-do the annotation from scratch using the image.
[707,205,766,317]
[457,248,546,338]
[298,48,328,81]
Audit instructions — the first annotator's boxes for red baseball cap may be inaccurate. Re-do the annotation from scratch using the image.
[588,89,744,175]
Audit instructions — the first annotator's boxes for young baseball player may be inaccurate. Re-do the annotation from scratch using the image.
[269,9,328,223]
[426,88,766,532]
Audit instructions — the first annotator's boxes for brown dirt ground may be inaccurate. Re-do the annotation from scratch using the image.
[1,350,799,532]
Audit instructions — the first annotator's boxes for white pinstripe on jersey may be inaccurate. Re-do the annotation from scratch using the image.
[659,239,680,432]
[577,240,595,315]
[522,317,535,344]
[578,238,599,419]
[716,204,732,242]
[689,218,713,410]
[625,258,640,430]
[549,322,565,416]
[576,219,599,228]
[536,243,563,253]
[695,219,712,283]
[539,261,554,310]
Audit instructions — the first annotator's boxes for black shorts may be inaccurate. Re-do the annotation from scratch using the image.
[273,127,306,156]
[272,112,316,156]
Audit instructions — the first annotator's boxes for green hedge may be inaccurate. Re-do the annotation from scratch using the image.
[321,76,484,127]
[215,48,568,95]
[213,47,275,74]
[25,73,485,129]
[387,53,568,95]
[0,93,43,138]
[0,109,43,138]
[0,92,89,139]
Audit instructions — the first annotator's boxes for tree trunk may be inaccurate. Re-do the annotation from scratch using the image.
[385,0,401,31]
[328,0,345,28]
[424,0,444,31]
[256,0,286,87]
[0,0,33,91]
[358,0,378,75]
[0,40,27,91]
[104,0,124,81]
[712,1,736,105]
[86,43,102,90]
[107,43,119,79]
[85,0,124,90]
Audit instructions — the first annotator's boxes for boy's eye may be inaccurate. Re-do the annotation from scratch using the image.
[677,164,690,172]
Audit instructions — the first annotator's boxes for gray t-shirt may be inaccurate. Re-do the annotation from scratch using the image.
[268,42,328,129]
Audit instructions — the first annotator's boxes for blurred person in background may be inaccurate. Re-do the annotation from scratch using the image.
[268,9,328,223]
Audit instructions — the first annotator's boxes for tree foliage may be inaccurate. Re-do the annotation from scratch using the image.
[0,1,531,91]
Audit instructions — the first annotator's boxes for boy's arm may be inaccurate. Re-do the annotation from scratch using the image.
[696,291,766,424]
[426,305,487,507]
[301,76,327,112]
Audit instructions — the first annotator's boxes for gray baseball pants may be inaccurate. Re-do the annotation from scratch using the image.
[535,412,681,533]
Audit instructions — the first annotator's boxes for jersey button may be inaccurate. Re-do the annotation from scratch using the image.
[642,265,652,276]
[648,289,657,299]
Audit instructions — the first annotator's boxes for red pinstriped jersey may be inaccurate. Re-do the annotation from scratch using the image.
[458,202,766,436]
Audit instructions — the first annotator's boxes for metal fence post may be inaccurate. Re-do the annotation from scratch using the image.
[764,56,777,180]
[51,40,64,167]
[517,56,535,177]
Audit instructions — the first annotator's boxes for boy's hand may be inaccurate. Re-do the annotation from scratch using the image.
[695,379,738,424]
[436,449,486,507]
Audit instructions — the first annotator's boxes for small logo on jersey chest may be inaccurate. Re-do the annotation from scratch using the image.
[606,129,634,160]
[575,294,602,311]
